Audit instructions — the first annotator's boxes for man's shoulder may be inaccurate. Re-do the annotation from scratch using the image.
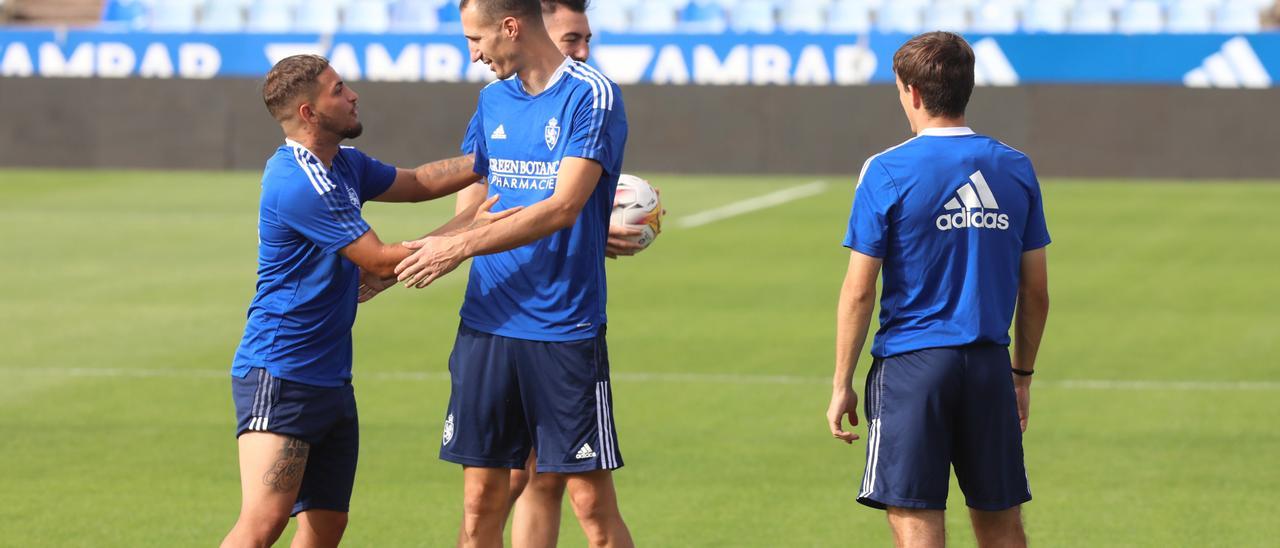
[263,147,326,198]
[857,136,925,184]
[477,76,516,100]
[560,61,620,109]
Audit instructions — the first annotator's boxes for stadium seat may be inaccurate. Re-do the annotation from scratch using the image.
[588,2,631,33]
[1166,0,1214,33]
[878,3,924,33]
[1117,0,1164,33]
[342,0,390,33]
[1022,2,1069,32]
[389,0,440,32]
[1214,2,1262,32]
[631,3,679,32]
[1067,3,1116,33]
[246,0,292,32]
[435,1,462,32]
[730,0,777,33]
[101,0,150,29]
[199,0,246,32]
[780,1,827,32]
[294,0,341,33]
[923,3,970,32]
[679,0,728,33]
[970,1,1020,33]
[825,0,873,33]
[150,0,200,32]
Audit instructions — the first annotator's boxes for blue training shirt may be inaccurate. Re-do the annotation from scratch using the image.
[460,58,628,342]
[844,127,1051,358]
[232,140,397,387]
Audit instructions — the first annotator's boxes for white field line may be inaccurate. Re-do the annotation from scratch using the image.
[4,367,1279,391]
[675,180,830,229]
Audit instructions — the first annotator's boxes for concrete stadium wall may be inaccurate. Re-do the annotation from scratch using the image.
[1,77,1276,179]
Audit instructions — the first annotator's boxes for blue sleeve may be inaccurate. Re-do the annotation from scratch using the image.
[276,167,371,255]
[346,148,397,202]
[564,80,627,175]
[842,158,897,258]
[461,101,489,177]
[1022,176,1051,251]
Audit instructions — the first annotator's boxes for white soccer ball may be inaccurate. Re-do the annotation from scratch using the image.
[610,174,662,251]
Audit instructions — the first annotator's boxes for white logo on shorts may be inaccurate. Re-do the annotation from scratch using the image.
[575,443,597,459]
[442,413,455,446]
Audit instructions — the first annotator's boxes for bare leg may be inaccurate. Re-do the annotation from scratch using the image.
[565,470,633,548]
[506,452,534,518]
[457,466,510,548]
[511,450,566,548]
[886,507,945,548]
[221,433,310,548]
[969,507,1026,548]
[291,509,348,548]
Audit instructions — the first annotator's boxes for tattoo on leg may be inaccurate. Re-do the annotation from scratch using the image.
[262,437,309,492]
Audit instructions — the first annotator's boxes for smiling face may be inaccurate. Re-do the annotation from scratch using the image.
[543,4,591,62]
[462,3,522,79]
[309,67,363,139]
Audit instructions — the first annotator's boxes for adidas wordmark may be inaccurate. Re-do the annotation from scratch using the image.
[936,170,1010,231]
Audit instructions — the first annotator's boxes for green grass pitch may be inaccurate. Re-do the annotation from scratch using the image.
[1,169,1277,546]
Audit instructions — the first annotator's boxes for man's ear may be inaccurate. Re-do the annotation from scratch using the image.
[297,101,315,124]
[909,85,924,111]
[502,16,519,39]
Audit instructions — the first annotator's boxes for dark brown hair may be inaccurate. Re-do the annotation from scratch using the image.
[459,0,542,22]
[262,54,329,122]
[541,0,587,14]
[892,32,975,119]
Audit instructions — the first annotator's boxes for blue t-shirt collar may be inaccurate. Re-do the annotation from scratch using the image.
[514,56,573,98]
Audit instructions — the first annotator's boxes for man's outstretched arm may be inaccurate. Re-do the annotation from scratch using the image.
[828,250,882,444]
[395,157,603,288]
[374,154,482,203]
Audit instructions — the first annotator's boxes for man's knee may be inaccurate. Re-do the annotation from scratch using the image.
[464,478,509,518]
[970,506,1025,547]
[229,510,292,546]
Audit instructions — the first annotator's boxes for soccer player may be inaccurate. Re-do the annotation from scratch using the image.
[221,54,517,548]
[450,1,645,546]
[827,32,1050,548]
[394,0,634,546]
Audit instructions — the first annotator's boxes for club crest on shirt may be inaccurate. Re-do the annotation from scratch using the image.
[544,117,560,150]
[346,186,360,208]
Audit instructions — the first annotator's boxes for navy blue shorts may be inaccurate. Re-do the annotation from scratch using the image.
[232,368,359,515]
[439,324,622,473]
[857,344,1031,511]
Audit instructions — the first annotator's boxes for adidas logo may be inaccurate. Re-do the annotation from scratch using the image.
[936,170,1010,232]
[575,443,597,460]
[1183,37,1272,89]
[491,124,507,140]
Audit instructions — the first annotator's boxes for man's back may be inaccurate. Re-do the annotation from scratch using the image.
[844,127,1050,358]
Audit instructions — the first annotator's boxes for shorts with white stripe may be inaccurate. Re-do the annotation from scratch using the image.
[439,323,623,473]
[856,344,1031,511]
[231,368,360,513]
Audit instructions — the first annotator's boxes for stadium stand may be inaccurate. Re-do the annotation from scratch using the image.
[16,0,1278,34]
[6,0,104,26]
